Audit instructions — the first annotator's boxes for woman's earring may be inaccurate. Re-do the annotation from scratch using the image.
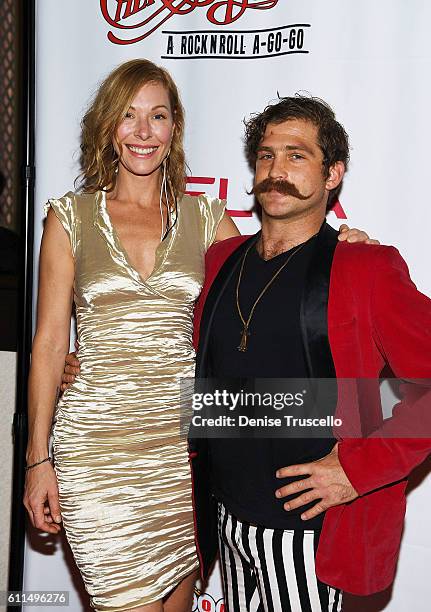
[159,159,167,241]
[113,153,120,175]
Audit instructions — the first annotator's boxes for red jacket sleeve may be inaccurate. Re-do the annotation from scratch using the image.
[338,247,431,495]
[193,242,221,351]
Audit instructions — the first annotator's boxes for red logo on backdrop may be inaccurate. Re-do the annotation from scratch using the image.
[185,176,348,219]
[100,0,280,45]
[186,176,252,217]
[193,587,225,612]
[329,199,347,219]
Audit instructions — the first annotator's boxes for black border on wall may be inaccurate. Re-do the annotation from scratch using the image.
[8,0,35,607]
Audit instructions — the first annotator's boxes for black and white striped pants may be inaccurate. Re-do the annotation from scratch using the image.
[217,503,343,612]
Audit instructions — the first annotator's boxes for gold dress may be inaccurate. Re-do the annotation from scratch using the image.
[45,191,225,611]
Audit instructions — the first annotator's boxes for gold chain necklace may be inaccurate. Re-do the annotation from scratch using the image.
[236,239,307,352]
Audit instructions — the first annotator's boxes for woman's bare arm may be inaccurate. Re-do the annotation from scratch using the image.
[214,212,241,242]
[24,209,74,534]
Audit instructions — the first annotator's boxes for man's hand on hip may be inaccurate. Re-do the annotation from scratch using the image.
[275,443,359,520]
[61,351,80,392]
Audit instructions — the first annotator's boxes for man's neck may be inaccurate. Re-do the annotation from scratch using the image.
[258,212,325,260]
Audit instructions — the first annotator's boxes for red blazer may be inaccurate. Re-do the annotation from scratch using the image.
[191,224,431,595]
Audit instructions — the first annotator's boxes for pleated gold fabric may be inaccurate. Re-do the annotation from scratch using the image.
[45,191,225,611]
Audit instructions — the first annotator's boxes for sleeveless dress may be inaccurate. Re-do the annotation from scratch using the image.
[45,190,225,611]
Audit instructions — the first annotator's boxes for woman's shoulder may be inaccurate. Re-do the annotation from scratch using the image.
[178,193,226,222]
[179,192,225,209]
[178,193,226,249]
[44,190,98,218]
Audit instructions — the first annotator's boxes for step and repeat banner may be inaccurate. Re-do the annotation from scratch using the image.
[25,1,431,610]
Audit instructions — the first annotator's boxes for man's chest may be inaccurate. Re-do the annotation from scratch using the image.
[209,247,312,378]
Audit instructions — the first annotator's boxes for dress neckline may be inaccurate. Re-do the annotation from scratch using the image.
[93,190,176,287]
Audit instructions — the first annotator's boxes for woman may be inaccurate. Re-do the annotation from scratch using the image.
[24,58,238,612]
[24,59,373,612]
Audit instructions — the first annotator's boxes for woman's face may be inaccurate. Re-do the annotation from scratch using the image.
[114,81,174,179]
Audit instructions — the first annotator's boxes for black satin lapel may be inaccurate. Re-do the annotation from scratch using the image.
[300,222,338,379]
[196,233,260,377]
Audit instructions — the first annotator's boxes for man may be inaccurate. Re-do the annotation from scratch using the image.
[190,96,431,611]
[62,96,429,610]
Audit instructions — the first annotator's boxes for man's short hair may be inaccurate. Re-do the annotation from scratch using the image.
[244,95,350,207]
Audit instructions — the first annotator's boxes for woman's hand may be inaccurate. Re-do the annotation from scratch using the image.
[338,224,379,244]
[23,462,62,534]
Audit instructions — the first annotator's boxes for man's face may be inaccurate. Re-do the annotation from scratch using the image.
[253,118,344,220]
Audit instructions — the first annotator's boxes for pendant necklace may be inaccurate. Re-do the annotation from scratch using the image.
[236,239,307,352]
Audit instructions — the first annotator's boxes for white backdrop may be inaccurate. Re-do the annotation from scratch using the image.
[25,1,431,610]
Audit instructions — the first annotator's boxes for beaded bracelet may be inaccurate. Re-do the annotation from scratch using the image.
[25,457,52,471]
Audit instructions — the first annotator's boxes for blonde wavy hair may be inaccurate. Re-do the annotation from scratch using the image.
[78,59,186,200]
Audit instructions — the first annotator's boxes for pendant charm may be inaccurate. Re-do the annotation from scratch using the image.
[238,326,250,352]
